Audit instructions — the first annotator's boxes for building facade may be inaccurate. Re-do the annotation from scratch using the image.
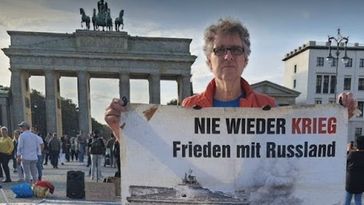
[0,86,11,129]
[2,30,196,135]
[283,41,364,141]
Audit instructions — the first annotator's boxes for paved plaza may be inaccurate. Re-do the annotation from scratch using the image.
[0,159,120,204]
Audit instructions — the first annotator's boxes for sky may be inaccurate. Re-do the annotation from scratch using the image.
[1,0,364,123]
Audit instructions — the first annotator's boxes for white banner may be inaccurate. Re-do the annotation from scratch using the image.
[120,104,347,205]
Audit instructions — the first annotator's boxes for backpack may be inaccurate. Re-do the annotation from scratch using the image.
[90,138,105,155]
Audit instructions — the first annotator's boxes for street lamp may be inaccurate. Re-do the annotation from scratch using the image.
[326,28,349,100]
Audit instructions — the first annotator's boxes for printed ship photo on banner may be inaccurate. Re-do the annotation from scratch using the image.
[120,104,348,205]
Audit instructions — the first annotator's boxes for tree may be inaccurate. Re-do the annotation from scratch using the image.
[61,97,79,137]
[30,89,109,138]
[30,90,47,136]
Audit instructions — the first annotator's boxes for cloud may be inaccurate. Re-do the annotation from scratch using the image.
[0,0,74,30]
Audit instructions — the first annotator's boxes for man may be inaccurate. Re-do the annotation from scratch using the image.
[17,121,42,183]
[77,130,87,163]
[104,18,358,139]
[89,129,105,181]
[48,133,61,169]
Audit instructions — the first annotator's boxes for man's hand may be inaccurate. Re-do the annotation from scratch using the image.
[337,92,361,119]
[104,98,127,141]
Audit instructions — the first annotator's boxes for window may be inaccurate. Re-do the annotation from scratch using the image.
[358,101,364,118]
[293,79,296,88]
[315,99,322,104]
[345,58,353,67]
[355,128,363,136]
[329,98,336,104]
[359,78,364,91]
[360,59,364,68]
[316,74,337,94]
[294,65,297,73]
[323,75,329,93]
[330,76,336,94]
[316,75,322,93]
[344,77,351,91]
[316,57,324,67]
[331,58,337,67]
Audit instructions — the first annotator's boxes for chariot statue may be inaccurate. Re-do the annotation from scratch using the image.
[90,0,113,31]
[80,0,125,31]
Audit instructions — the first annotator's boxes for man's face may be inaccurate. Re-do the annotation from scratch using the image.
[207,33,247,82]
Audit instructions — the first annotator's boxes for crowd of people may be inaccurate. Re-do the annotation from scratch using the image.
[0,122,120,185]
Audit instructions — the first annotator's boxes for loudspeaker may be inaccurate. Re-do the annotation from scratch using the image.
[66,171,85,199]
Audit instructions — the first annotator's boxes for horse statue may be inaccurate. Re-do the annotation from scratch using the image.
[92,8,98,30]
[115,10,124,31]
[106,9,113,31]
[79,8,90,30]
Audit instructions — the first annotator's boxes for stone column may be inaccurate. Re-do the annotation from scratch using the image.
[119,73,130,100]
[0,104,9,129]
[10,69,31,128]
[45,70,63,136]
[77,71,91,135]
[148,73,160,104]
[178,74,192,103]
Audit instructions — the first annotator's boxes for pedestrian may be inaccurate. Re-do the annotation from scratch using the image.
[70,136,78,161]
[113,138,120,177]
[77,130,87,163]
[62,135,71,162]
[43,133,52,166]
[0,126,14,182]
[89,129,105,181]
[48,133,61,169]
[86,133,93,168]
[345,135,364,205]
[10,130,17,174]
[35,132,44,181]
[105,136,115,167]
[13,130,24,181]
[17,121,41,183]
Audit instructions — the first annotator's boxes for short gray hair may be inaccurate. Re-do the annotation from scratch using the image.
[203,18,251,60]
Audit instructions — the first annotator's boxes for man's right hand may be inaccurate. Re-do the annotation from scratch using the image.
[104,98,127,141]
[337,92,361,119]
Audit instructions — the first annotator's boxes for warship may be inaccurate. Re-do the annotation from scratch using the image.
[127,170,249,205]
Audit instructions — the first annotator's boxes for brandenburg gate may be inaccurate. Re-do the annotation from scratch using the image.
[2,30,196,135]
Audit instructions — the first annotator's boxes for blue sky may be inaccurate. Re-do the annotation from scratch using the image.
[1,0,364,123]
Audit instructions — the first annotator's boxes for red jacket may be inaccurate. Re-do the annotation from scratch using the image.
[182,78,276,108]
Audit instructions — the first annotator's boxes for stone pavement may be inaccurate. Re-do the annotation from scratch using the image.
[0,159,121,204]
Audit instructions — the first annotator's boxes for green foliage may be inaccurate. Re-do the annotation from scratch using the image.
[30,90,46,136]
[166,98,178,105]
[61,97,79,137]
[30,89,109,137]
